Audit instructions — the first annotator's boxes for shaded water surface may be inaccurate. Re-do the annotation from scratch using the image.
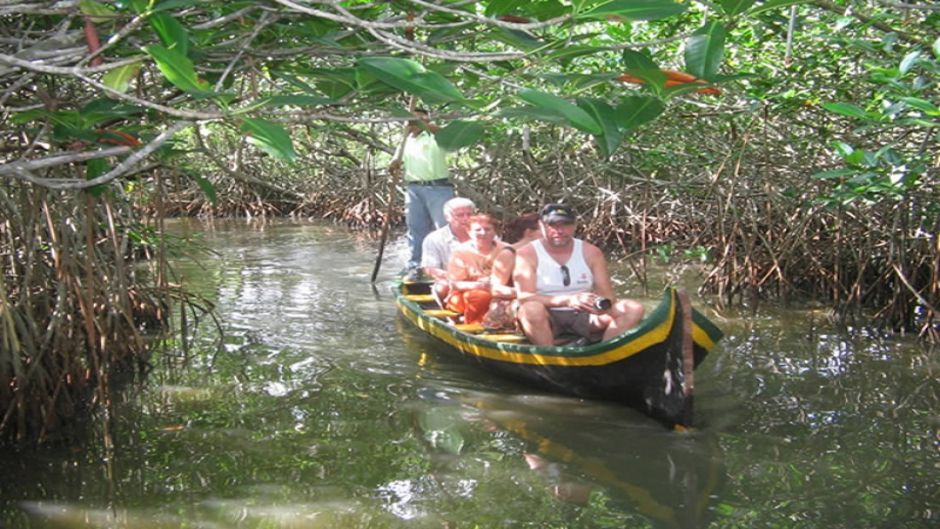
[1,220,936,528]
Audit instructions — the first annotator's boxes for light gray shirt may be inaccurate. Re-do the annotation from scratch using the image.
[421,225,461,270]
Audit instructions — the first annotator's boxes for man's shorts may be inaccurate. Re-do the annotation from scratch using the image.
[548,308,602,341]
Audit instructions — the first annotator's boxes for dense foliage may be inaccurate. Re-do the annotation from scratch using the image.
[1,1,937,443]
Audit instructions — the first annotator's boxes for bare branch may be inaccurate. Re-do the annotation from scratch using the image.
[0,146,133,177]
[368,27,525,62]
[2,120,193,190]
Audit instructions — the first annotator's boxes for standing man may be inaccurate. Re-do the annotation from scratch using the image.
[389,109,454,273]
[514,203,645,346]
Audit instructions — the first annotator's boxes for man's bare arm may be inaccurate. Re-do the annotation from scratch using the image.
[584,243,616,301]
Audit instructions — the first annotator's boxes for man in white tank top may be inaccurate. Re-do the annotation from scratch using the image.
[513,203,645,346]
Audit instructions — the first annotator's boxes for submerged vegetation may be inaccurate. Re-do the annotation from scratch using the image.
[1,1,938,443]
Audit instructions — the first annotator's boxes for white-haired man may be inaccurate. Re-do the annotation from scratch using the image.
[420,196,476,281]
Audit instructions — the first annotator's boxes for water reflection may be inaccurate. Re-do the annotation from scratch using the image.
[411,390,726,529]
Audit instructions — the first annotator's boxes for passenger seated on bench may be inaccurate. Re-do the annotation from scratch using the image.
[421,197,475,302]
[483,213,540,330]
[514,203,644,346]
[445,214,509,324]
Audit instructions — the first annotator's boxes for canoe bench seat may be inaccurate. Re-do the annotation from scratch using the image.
[423,308,460,319]
[403,294,437,304]
[454,323,528,344]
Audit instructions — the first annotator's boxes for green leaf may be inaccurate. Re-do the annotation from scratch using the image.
[899,51,920,75]
[191,174,217,205]
[822,102,874,121]
[435,120,486,150]
[102,62,142,94]
[577,98,622,157]
[233,94,334,114]
[85,158,109,198]
[357,57,465,105]
[149,13,189,57]
[812,168,856,180]
[933,36,940,60]
[144,44,211,94]
[491,27,544,51]
[79,0,116,23]
[518,88,602,134]
[240,118,296,161]
[547,45,609,62]
[720,0,755,16]
[685,22,726,81]
[621,50,667,93]
[748,0,810,16]
[899,97,939,116]
[304,67,358,99]
[577,0,687,21]
[498,105,570,126]
[614,95,665,131]
[485,0,530,16]
[81,99,145,122]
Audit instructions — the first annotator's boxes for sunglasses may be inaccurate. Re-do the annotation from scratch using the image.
[560,265,570,287]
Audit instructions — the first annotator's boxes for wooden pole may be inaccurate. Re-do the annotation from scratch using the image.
[371,99,416,283]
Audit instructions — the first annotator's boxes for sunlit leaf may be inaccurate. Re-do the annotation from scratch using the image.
[899,97,939,116]
[435,120,486,150]
[144,44,210,94]
[685,21,726,81]
[357,57,465,105]
[822,102,875,121]
[240,118,296,161]
[518,88,602,134]
[101,62,142,93]
[149,13,189,57]
[899,51,920,75]
[577,0,687,21]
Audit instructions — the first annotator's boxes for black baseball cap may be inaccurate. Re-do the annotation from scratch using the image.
[540,203,577,223]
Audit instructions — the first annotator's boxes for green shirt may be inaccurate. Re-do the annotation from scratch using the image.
[403,132,449,182]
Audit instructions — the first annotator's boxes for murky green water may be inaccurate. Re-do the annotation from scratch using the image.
[2,220,936,528]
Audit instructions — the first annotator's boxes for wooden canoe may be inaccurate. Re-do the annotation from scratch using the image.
[395,281,723,427]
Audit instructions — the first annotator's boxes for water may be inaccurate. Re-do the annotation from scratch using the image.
[1,220,936,528]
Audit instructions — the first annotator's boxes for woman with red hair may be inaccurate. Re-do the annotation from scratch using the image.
[445,214,508,324]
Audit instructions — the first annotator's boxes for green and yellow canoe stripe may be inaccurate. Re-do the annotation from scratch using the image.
[398,290,681,367]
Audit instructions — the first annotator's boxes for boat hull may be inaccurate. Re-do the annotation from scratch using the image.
[396,284,723,426]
